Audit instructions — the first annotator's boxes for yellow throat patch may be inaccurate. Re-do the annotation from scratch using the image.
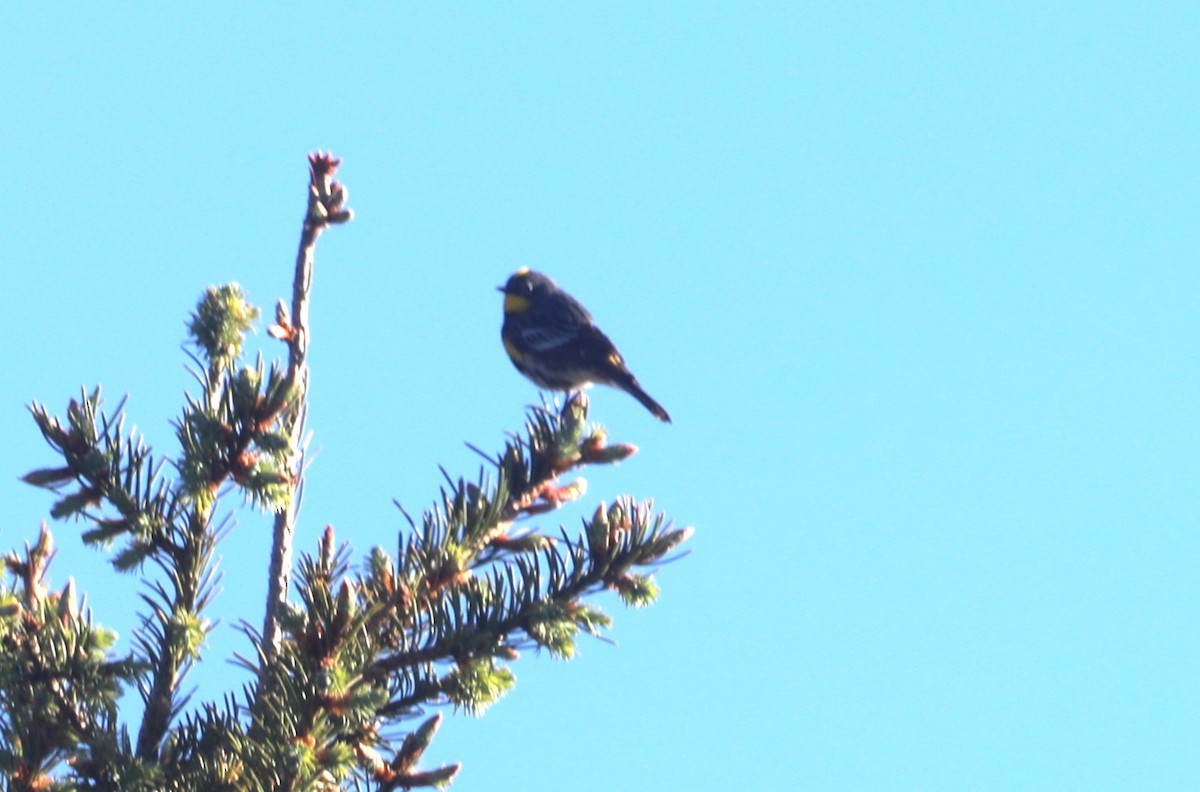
[503,293,531,313]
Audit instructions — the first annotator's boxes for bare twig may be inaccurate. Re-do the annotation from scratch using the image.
[260,152,353,663]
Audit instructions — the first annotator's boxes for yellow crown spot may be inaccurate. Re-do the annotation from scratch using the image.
[504,293,531,313]
[515,266,531,275]
[503,337,524,362]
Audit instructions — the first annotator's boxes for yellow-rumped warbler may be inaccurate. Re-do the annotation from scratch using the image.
[499,268,671,423]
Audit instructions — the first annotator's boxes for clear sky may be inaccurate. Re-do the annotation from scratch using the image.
[2,3,1197,790]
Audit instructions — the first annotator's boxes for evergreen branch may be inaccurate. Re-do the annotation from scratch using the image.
[134,507,212,759]
[137,284,279,761]
[0,527,144,789]
[26,387,175,561]
[185,395,685,789]
[154,695,254,790]
[374,497,687,678]
[20,387,214,763]
[359,397,690,719]
[22,292,294,761]
[246,527,382,791]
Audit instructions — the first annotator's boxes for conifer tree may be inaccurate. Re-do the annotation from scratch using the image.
[5,153,691,790]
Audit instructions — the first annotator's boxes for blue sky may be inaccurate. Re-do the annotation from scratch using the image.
[2,3,1197,790]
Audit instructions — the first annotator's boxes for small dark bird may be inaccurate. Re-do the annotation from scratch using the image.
[499,268,671,422]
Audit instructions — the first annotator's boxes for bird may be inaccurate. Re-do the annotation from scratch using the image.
[499,268,671,423]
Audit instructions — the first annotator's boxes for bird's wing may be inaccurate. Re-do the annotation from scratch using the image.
[518,323,580,351]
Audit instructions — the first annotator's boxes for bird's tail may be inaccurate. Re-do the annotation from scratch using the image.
[621,378,672,423]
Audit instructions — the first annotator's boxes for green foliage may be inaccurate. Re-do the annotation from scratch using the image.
[22,280,301,779]
[16,329,691,790]
[188,284,261,368]
[0,528,145,790]
[242,396,690,789]
[442,659,515,715]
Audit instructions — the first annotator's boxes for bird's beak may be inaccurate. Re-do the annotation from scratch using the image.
[496,285,505,292]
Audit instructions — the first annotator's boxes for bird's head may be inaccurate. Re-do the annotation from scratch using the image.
[498,268,556,313]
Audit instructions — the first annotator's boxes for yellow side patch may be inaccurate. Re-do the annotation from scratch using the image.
[503,337,524,362]
[504,293,531,313]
